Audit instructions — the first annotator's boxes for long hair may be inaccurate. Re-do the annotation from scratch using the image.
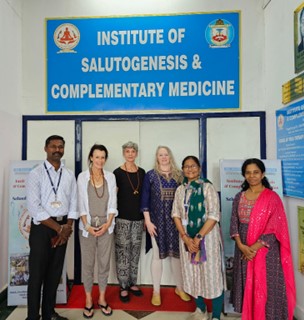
[154,146,182,183]
[241,158,272,191]
[87,144,108,167]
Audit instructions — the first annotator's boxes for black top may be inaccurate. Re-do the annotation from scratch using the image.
[113,166,146,221]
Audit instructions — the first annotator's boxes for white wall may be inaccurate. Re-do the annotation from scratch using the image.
[264,1,304,319]
[0,0,22,291]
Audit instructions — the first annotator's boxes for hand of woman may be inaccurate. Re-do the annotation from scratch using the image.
[86,226,98,236]
[93,223,109,237]
[145,221,157,237]
[184,236,199,253]
[240,244,256,261]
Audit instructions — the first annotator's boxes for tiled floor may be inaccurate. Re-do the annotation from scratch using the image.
[4,306,241,320]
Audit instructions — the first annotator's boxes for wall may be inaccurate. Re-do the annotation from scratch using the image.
[22,0,265,115]
[264,1,304,318]
[0,0,22,292]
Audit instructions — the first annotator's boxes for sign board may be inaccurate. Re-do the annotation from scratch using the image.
[46,12,240,112]
[276,101,304,199]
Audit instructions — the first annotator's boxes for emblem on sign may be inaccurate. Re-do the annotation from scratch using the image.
[277,114,285,129]
[53,23,80,53]
[205,18,234,48]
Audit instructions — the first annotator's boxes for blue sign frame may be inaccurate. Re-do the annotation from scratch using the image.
[46,12,240,112]
[276,100,304,199]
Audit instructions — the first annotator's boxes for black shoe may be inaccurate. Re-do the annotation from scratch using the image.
[50,312,69,320]
[129,286,143,297]
[119,287,130,303]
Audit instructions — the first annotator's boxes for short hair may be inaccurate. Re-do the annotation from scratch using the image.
[87,144,108,167]
[122,141,138,152]
[45,135,65,147]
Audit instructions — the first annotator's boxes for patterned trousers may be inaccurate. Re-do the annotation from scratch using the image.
[114,218,144,289]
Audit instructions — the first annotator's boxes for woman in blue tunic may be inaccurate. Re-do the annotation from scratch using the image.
[141,146,190,306]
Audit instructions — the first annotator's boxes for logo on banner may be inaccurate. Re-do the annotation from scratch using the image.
[277,114,285,129]
[53,23,80,53]
[18,207,31,240]
[205,18,234,48]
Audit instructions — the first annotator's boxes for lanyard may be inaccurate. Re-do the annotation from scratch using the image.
[183,185,193,219]
[44,163,63,198]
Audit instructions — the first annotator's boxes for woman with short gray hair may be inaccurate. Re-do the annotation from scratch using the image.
[113,141,146,303]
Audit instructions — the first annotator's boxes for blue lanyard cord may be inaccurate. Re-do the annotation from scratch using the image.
[44,163,63,196]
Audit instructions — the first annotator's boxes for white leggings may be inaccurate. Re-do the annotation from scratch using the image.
[151,237,183,293]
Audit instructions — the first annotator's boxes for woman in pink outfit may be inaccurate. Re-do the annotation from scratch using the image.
[230,158,296,320]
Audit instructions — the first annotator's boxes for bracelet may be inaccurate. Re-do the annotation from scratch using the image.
[84,223,91,231]
[181,233,187,239]
[58,225,63,234]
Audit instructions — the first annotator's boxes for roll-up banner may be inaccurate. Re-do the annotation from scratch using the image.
[7,161,67,306]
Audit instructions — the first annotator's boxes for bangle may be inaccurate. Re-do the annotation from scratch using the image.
[84,223,91,231]
[58,225,63,234]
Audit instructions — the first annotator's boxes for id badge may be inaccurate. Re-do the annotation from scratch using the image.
[51,201,62,208]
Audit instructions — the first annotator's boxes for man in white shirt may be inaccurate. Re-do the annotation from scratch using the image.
[26,135,77,320]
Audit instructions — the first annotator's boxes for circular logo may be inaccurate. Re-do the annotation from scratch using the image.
[205,18,235,48]
[277,114,285,129]
[54,23,80,52]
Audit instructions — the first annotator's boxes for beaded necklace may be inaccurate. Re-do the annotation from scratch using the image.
[124,163,140,195]
[90,169,105,198]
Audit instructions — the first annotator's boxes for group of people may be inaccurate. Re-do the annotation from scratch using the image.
[25,134,296,320]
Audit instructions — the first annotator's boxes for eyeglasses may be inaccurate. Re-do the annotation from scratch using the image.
[183,165,199,170]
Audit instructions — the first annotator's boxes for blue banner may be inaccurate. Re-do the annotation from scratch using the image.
[276,101,304,199]
[46,12,240,112]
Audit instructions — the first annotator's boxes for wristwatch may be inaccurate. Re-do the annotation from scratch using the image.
[195,233,203,241]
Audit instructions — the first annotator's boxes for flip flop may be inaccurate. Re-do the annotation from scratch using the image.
[98,303,113,316]
[83,305,94,319]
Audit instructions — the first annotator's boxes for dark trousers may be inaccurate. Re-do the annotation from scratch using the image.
[27,220,67,320]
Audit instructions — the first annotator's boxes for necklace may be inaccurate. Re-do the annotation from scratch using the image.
[159,166,171,173]
[90,169,105,198]
[91,168,102,178]
[124,163,140,195]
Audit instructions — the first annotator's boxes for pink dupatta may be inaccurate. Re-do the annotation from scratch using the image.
[242,188,296,320]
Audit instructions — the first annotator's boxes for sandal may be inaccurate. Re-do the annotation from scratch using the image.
[119,287,130,303]
[98,303,113,316]
[83,305,94,319]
